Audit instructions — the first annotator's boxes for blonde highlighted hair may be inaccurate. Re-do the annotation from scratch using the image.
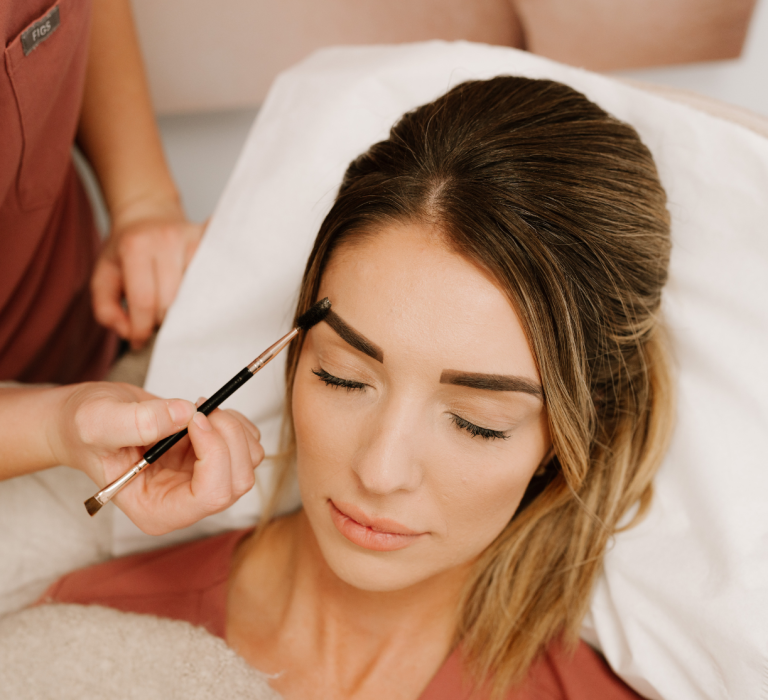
[265,76,674,696]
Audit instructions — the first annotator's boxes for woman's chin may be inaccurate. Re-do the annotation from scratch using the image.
[318,539,436,593]
[301,507,437,592]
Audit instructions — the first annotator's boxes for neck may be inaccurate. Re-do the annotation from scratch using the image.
[228,510,470,698]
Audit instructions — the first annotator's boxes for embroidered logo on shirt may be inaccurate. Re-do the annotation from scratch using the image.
[21,6,61,56]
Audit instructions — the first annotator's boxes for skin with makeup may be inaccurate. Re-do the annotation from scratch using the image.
[227,222,552,698]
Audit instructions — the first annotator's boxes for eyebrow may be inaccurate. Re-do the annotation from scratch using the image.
[440,370,543,399]
[324,310,384,363]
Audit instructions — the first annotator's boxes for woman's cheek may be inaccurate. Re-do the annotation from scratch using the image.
[447,413,551,548]
[428,438,542,556]
[293,373,361,494]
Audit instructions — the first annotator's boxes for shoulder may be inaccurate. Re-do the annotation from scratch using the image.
[524,638,644,700]
[423,638,644,700]
[44,528,253,603]
[40,527,254,638]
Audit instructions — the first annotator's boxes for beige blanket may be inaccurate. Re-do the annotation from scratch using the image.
[0,603,282,699]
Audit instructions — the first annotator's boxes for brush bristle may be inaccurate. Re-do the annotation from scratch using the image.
[296,297,331,331]
[84,496,103,517]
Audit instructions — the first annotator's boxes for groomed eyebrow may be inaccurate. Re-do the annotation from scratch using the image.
[440,370,542,399]
[324,310,384,363]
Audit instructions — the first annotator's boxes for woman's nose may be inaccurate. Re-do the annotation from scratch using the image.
[352,397,424,496]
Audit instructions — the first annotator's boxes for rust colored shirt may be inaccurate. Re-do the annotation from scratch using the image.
[1,0,115,384]
[44,529,646,700]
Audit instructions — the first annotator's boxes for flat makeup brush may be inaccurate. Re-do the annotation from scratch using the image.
[84,297,331,517]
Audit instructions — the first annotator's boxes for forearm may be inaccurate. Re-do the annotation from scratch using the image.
[77,0,181,225]
[0,385,74,480]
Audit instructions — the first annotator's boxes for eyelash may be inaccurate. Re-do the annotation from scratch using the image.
[312,368,509,441]
[450,414,509,441]
[312,368,367,391]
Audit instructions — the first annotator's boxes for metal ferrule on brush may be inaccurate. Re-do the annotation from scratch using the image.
[85,459,149,514]
[247,328,299,373]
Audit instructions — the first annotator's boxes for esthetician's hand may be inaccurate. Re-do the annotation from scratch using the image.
[50,382,263,535]
[91,200,205,351]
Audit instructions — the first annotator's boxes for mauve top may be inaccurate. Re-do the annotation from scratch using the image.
[44,528,646,700]
[1,0,115,383]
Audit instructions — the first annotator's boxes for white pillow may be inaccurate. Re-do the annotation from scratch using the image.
[123,42,767,700]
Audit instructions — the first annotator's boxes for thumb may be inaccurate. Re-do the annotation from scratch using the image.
[97,397,197,450]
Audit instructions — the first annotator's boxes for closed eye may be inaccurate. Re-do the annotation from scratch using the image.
[451,414,509,441]
[312,367,367,391]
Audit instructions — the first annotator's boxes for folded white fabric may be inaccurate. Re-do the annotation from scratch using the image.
[116,42,767,700]
[0,466,113,617]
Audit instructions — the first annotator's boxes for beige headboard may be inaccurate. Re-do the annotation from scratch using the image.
[130,0,521,114]
[130,0,757,115]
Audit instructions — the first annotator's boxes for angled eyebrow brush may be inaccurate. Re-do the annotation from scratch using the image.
[84,297,331,517]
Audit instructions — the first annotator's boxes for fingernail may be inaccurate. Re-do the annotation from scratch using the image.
[195,396,206,408]
[168,399,195,426]
[193,411,212,431]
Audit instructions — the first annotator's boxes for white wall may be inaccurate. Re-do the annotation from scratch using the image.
[157,109,257,224]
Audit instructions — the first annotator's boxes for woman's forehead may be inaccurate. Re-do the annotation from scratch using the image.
[317,222,540,381]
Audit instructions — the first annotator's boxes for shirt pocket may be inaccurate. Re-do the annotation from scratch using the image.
[4,0,91,212]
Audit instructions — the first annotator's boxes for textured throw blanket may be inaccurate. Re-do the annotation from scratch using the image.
[0,604,282,700]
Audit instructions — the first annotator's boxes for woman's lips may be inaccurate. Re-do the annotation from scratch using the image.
[329,500,425,552]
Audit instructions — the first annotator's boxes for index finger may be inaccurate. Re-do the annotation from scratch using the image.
[91,259,131,338]
[121,240,158,349]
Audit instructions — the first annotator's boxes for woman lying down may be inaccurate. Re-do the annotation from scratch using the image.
[41,76,673,699]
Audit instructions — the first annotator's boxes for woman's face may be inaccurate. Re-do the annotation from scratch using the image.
[292,222,551,592]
